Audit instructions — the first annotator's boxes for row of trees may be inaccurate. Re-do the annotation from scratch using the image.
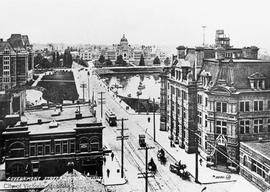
[34,49,73,68]
[97,54,171,66]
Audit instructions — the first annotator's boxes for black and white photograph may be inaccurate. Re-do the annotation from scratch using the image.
[0,0,270,191]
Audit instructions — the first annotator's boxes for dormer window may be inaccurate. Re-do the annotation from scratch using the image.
[4,47,10,55]
[248,72,266,90]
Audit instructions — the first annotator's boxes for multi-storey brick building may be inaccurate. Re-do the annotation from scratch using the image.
[2,105,109,177]
[160,30,270,169]
[0,34,34,118]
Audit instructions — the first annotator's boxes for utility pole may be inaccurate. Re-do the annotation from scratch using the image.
[80,83,87,103]
[87,71,90,104]
[153,98,156,142]
[98,92,105,119]
[116,118,129,178]
[138,145,155,192]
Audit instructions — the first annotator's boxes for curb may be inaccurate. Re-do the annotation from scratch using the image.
[135,121,239,186]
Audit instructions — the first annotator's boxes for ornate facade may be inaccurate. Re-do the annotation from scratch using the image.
[160,30,270,169]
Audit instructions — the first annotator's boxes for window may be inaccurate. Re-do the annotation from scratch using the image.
[205,115,208,128]
[217,102,221,112]
[216,121,227,135]
[205,98,208,107]
[222,103,227,113]
[9,142,25,158]
[37,144,43,156]
[70,140,75,153]
[216,102,227,112]
[240,120,250,134]
[183,107,186,119]
[268,101,270,110]
[90,139,99,151]
[268,119,270,132]
[205,136,208,150]
[243,155,247,166]
[182,91,187,100]
[55,141,61,154]
[254,119,263,133]
[198,95,202,105]
[80,138,89,152]
[171,86,175,95]
[240,101,250,112]
[251,159,269,179]
[176,88,180,97]
[198,111,202,124]
[254,101,263,111]
[30,144,36,156]
[44,143,50,155]
[62,141,68,154]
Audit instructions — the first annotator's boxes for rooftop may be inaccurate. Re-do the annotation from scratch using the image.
[14,104,98,135]
[242,141,270,159]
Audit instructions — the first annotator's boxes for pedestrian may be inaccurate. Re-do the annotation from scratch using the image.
[106,168,110,177]
[111,152,114,161]
[199,158,203,166]
[103,157,106,165]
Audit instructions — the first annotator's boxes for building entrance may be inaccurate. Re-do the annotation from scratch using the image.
[216,145,228,165]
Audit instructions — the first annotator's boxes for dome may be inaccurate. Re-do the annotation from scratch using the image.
[120,34,128,43]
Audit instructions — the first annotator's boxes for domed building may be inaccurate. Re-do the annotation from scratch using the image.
[117,34,131,60]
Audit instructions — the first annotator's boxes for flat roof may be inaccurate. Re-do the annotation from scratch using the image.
[17,104,98,135]
[242,141,270,159]
[24,104,92,124]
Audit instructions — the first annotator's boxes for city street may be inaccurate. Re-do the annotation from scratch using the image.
[72,63,260,192]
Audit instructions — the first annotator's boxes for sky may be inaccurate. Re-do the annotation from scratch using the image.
[1,0,270,53]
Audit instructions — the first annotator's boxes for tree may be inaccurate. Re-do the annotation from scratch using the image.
[164,57,171,66]
[56,52,60,66]
[63,49,73,68]
[105,58,113,66]
[153,56,161,65]
[98,55,105,64]
[115,55,127,66]
[139,54,145,66]
[34,53,43,68]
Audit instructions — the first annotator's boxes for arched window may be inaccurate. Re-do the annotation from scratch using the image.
[9,142,25,158]
[243,155,247,166]
[79,138,89,153]
[90,138,100,151]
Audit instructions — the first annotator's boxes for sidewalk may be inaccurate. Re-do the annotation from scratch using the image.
[133,115,260,192]
[102,153,127,186]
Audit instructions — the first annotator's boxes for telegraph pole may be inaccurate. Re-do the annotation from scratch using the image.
[138,145,155,192]
[153,98,156,142]
[138,146,155,192]
[116,118,129,178]
[98,92,105,118]
[87,71,90,104]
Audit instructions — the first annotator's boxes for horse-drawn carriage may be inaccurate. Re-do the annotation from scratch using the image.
[169,161,190,180]
[157,149,167,164]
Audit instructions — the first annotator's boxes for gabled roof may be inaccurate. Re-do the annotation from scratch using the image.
[0,41,16,54]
